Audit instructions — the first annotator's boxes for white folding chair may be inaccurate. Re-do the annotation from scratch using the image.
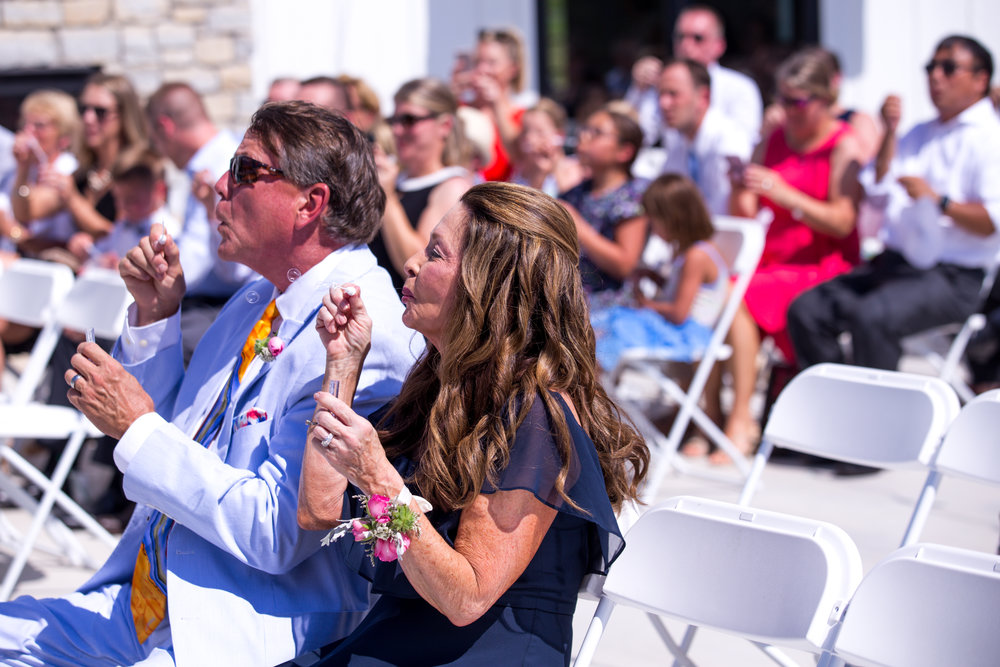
[607,211,770,501]
[638,364,959,666]
[574,495,863,667]
[901,248,1000,403]
[833,543,1000,667]
[900,387,1000,548]
[0,267,129,599]
[0,259,75,405]
[739,363,960,508]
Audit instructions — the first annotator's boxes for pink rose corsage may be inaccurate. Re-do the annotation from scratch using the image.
[321,493,423,564]
[253,334,284,362]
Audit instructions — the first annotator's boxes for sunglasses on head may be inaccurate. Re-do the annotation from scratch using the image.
[386,112,440,129]
[924,59,979,76]
[674,31,708,43]
[778,94,814,109]
[229,155,285,185]
[78,103,114,122]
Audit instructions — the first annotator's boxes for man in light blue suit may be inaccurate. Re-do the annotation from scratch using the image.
[0,102,423,666]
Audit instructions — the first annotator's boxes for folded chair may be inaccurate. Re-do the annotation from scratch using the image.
[833,543,1000,667]
[739,363,960,508]
[901,247,1000,403]
[0,267,129,599]
[669,362,958,665]
[574,495,863,667]
[900,387,1000,548]
[607,211,770,502]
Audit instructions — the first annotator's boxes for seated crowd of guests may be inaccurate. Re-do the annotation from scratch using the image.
[0,5,997,664]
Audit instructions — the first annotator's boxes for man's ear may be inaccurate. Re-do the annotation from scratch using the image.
[296,182,330,229]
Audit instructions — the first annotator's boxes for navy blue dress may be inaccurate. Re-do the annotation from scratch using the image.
[316,393,624,666]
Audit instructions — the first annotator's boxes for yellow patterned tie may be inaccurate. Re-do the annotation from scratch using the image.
[237,299,278,381]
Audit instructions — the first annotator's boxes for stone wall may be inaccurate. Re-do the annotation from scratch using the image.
[0,0,256,131]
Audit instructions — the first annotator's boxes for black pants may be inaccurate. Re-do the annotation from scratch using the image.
[787,250,984,370]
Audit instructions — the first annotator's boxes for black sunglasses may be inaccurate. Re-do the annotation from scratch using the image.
[229,155,285,185]
[386,112,440,129]
[924,59,979,77]
[674,31,708,44]
[78,103,115,122]
[778,94,814,109]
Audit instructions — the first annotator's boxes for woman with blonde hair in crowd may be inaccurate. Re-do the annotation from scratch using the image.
[0,89,81,392]
[372,77,473,291]
[44,73,149,239]
[457,27,534,181]
[301,182,648,664]
[511,97,584,197]
[6,89,81,256]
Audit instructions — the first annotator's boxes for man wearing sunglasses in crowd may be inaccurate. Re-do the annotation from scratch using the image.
[788,35,1000,374]
[0,101,422,666]
[672,4,763,142]
[146,82,257,365]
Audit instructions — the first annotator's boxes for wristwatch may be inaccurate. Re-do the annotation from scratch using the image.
[8,225,23,242]
[938,195,950,213]
[16,184,30,198]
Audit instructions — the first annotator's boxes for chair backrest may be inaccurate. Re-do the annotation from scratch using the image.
[834,543,1000,667]
[0,259,74,328]
[931,388,1000,486]
[0,260,76,404]
[55,267,133,340]
[762,363,960,469]
[712,211,770,279]
[602,495,862,653]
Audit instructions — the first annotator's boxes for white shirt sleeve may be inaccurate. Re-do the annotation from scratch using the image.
[119,303,183,365]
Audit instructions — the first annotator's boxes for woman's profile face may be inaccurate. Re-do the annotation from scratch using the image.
[79,84,121,151]
[778,83,827,142]
[401,204,466,350]
[391,100,448,171]
[21,111,63,158]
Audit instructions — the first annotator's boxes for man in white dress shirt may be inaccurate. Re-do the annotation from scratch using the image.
[659,58,752,215]
[672,4,762,142]
[788,35,1000,371]
[147,82,256,362]
[0,102,422,666]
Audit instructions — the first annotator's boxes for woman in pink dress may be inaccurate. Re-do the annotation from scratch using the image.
[720,48,863,460]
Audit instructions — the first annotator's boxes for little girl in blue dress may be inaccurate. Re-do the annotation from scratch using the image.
[593,174,728,370]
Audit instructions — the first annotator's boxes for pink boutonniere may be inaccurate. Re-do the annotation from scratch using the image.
[253,334,284,362]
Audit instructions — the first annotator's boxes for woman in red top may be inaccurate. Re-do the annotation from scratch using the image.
[720,48,863,460]
[457,28,529,182]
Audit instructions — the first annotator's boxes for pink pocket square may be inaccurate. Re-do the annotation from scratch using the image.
[235,408,268,430]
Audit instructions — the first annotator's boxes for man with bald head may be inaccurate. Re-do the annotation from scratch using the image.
[673,4,762,140]
[147,82,255,361]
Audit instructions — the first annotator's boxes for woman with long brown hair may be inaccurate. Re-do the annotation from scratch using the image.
[300,182,648,665]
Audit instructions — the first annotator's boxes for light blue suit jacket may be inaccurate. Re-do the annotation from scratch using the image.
[81,246,422,666]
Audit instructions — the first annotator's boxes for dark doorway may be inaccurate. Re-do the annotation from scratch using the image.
[0,67,100,132]
[536,0,819,122]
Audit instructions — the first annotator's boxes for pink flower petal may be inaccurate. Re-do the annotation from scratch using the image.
[367,494,392,518]
[373,538,398,562]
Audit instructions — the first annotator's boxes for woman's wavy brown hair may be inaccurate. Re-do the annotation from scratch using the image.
[379,182,649,512]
